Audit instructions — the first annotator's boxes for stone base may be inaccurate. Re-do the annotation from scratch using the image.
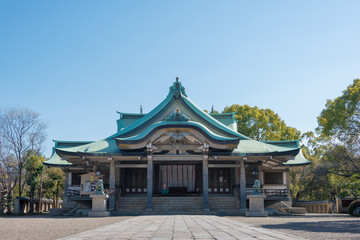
[246,194,267,217]
[90,194,109,212]
[246,211,268,217]
[88,211,110,217]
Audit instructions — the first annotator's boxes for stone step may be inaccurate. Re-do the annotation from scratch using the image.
[116,196,239,212]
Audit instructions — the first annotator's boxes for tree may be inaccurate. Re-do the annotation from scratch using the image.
[318,79,360,145]
[222,104,312,200]
[223,104,301,141]
[317,79,360,178]
[0,108,47,198]
[24,154,44,213]
[42,168,64,208]
[0,138,17,214]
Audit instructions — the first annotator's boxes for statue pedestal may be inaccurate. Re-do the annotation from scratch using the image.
[88,194,110,217]
[246,194,268,217]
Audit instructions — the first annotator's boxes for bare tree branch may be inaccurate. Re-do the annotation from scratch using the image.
[0,108,47,198]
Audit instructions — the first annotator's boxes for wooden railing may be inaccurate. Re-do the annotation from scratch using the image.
[233,184,289,198]
[261,188,289,197]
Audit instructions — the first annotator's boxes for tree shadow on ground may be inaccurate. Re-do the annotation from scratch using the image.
[261,220,360,234]
[275,214,350,219]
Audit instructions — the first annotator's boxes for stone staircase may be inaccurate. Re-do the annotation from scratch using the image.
[116,196,147,213]
[153,197,203,211]
[209,196,239,212]
[115,195,239,214]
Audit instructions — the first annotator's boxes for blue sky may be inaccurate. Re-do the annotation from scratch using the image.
[0,1,359,157]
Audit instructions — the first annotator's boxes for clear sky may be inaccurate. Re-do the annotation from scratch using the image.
[0,1,359,157]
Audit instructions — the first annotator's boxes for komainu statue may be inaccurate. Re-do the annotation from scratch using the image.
[95,179,105,195]
[252,179,261,195]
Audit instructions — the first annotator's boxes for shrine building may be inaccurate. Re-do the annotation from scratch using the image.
[44,79,310,214]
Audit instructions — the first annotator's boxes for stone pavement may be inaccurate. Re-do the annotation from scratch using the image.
[60,215,305,240]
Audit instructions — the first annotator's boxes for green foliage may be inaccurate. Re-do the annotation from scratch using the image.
[42,167,64,200]
[303,79,360,201]
[223,104,301,141]
[24,154,44,213]
[24,154,44,188]
[349,200,360,217]
[318,78,360,145]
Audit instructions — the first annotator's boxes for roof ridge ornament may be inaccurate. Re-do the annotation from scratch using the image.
[168,77,188,99]
[165,108,190,121]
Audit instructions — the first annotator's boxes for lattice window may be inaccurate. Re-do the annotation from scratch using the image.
[264,172,283,184]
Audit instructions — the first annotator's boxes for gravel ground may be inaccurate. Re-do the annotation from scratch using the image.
[226,213,360,240]
[0,215,130,240]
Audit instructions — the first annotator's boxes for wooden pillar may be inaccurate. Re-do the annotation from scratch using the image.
[109,160,116,210]
[115,166,121,186]
[68,172,72,186]
[283,172,287,185]
[235,165,240,185]
[64,170,69,201]
[258,169,264,185]
[286,171,290,188]
[240,158,247,210]
[146,154,153,211]
[110,160,115,189]
[203,154,210,211]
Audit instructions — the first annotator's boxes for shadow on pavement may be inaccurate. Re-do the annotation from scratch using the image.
[261,220,360,234]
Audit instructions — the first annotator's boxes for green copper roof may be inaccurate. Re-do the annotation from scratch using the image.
[282,149,311,166]
[44,140,94,166]
[263,140,311,165]
[116,112,146,131]
[54,139,120,156]
[106,91,174,139]
[181,96,247,139]
[116,120,240,144]
[44,80,309,167]
[262,140,300,148]
[233,139,299,155]
[210,112,237,131]
[107,80,245,141]
[43,151,72,166]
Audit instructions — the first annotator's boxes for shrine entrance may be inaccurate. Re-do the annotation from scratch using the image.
[157,164,201,194]
[209,168,231,194]
[124,168,147,194]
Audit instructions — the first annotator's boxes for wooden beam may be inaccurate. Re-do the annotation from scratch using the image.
[114,164,147,168]
[152,155,203,161]
[208,164,240,168]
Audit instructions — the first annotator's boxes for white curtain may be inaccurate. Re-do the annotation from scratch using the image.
[159,165,195,192]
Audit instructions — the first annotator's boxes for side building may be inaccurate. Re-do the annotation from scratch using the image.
[44,79,310,214]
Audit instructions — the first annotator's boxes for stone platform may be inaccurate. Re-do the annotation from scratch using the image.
[88,194,109,217]
[246,194,268,217]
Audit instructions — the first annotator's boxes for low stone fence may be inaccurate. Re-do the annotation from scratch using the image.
[292,200,333,213]
[14,197,63,215]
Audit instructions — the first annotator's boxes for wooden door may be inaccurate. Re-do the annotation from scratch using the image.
[124,168,147,194]
[209,168,231,194]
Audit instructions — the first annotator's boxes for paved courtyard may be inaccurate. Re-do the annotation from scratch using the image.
[1,214,359,240]
[60,215,302,240]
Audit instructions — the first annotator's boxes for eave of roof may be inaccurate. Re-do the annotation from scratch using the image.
[262,140,311,166]
[282,149,312,166]
[115,121,241,145]
[180,96,247,139]
[232,139,300,156]
[43,151,72,166]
